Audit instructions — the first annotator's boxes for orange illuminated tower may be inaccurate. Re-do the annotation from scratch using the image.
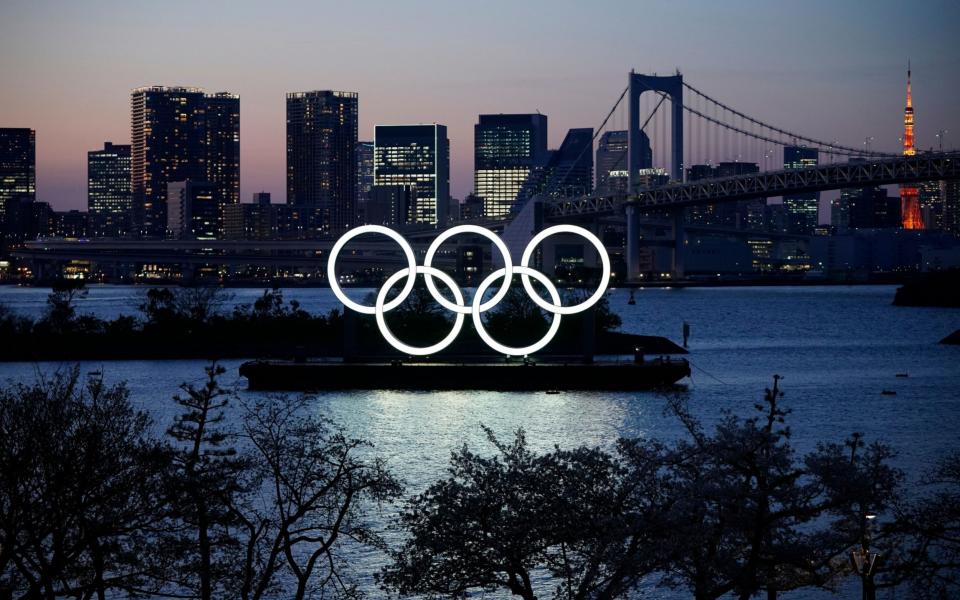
[900,63,923,229]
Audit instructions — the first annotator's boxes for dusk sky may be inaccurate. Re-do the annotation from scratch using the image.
[1,0,958,211]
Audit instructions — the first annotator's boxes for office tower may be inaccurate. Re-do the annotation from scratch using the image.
[87,142,131,237]
[374,124,450,224]
[525,127,593,203]
[474,113,548,218]
[204,93,241,211]
[783,146,819,234]
[918,181,943,230]
[365,185,415,226]
[224,192,278,241]
[166,181,218,240]
[286,90,358,234]
[461,193,484,220]
[712,161,760,229]
[356,141,374,214]
[846,187,900,229]
[941,180,960,236]
[596,130,650,195]
[900,65,922,229]
[130,87,239,238]
[0,128,36,222]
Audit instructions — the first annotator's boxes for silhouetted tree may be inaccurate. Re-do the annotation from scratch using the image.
[41,279,87,334]
[0,367,170,599]
[164,363,249,600]
[380,426,672,599]
[225,395,402,600]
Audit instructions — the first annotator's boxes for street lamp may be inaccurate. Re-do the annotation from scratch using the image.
[851,513,880,600]
[936,129,948,152]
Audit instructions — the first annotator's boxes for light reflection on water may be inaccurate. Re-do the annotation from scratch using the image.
[1,284,958,598]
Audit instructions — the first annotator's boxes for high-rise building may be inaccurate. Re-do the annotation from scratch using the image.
[0,128,36,223]
[783,146,819,234]
[523,128,593,204]
[356,141,374,213]
[474,113,548,218]
[130,87,239,238]
[224,192,278,241]
[596,130,650,196]
[374,124,450,224]
[167,180,218,240]
[286,90,358,234]
[365,185,416,227]
[87,142,131,236]
[203,93,241,210]
[942,180,960,236]
[900,65,923,230]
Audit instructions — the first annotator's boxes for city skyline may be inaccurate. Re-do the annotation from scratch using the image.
[1,0,959,212]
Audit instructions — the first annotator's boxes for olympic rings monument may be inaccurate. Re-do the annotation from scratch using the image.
[240,224,690,392]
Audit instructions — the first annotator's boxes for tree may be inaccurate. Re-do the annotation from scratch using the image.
[42,279,88,334]
[380,426,671,599]
[658,377,904,600]
[227,394,402,600]
[164,363,249,600]
[0,367,170,600]
[869,451,960,598]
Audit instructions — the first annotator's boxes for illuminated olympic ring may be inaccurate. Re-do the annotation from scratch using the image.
[327,224,611,356]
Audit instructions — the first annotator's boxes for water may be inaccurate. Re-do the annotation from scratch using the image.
[1,284,959,599]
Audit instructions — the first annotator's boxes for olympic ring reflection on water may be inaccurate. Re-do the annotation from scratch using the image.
[327,224,611,356]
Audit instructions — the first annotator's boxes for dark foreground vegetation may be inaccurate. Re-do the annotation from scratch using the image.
[0,368,957,599]
[893,270,960,308]
[0,282,683,361]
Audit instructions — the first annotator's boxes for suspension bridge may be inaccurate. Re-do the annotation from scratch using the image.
[522,70,959,280]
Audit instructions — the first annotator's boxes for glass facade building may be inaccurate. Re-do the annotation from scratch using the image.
[87,142,131,235]
[474,114,548,218]
[374,124,449,225]
[783,146,820,234]
[0,128,36,222]
[130,87,239,238]
[596,130,651,196]
[286,90,358,234]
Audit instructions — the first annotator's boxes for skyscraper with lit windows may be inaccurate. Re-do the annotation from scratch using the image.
[130,86,239,238]
[374,124,449,225]
[286,90,358,234]
[474,114,548,218]
[88,142,131,237]
[783,146,819,234]
[0,128,36,222]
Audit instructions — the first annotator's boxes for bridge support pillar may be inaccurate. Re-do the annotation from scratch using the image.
[673,209,685,281]
[625,203,641,281]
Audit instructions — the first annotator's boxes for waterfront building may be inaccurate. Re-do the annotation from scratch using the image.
[783,146,819,234]
[474,113,548,218]
[224,192,279,241]
[0,128,36,223]
[166,180,218,240]
[87,142,131,237]
[356,141,374,218]
[523,128,593,204]
[364,184,415,227]
[597,130,650,196]
[131,87,239,238]
[286,90,358,234]
[374,124,449,224]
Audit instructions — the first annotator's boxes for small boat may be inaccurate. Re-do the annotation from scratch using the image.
[628,290,636,305]
[881,390,897,396]
[895,373,909,378]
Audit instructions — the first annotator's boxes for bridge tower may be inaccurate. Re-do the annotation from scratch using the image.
[627,71,685,280]
[628,71,684,187]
